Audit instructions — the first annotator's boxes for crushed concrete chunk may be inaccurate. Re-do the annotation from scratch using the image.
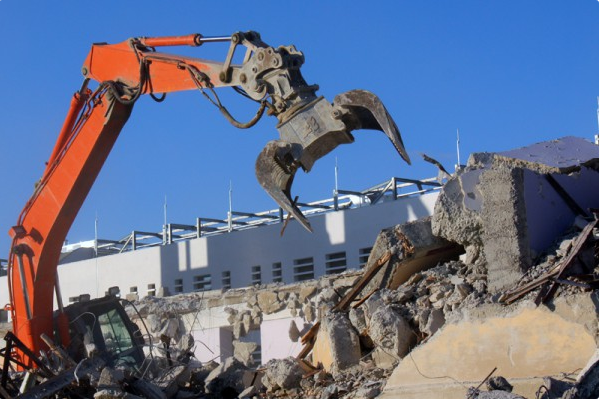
[302,303,315,323]
[152,365,190,398]
[471,390,526,399]
[261,357,305,391]
[348,307,368,334]
[233,340,258,366]
[204,357,248,395]
[299,285,317,302]
[420,308,445,337]
[97,367,124,390]
[368,306,414,359]
[486,376,513,392]
[371,347,398,369]
[313,312,361,373]
[257,291,285,314]
[361,217,463,297]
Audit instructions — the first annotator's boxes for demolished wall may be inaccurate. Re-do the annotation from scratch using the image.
[381,294,598,399]
[112,137,597,399]
[432,136,598,292]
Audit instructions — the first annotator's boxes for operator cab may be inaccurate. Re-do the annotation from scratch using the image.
[58,295,145,368]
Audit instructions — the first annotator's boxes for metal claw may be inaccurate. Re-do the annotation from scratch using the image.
[256,90,408,233]
[255,140,313,232]
[334,89,410,165]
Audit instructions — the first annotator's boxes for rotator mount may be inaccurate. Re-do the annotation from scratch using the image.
[255,89,410,232]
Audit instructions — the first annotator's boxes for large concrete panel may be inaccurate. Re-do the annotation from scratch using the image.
[380,297,597,399]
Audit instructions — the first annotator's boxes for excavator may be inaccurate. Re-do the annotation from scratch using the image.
[2,31,409,394]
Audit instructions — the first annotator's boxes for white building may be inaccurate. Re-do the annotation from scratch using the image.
[0,177,442,362]
[1,177,441,307]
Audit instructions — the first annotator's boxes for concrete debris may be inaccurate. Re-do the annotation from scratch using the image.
[313,312,361,373]
[486,376,514,392]
[257,291,286,314]
[299,286,318,302]
[419,307,445,337]
[203,357,249,397]
[261,357,305,391]
[6,136,597,399]
[432,136,598,292]
[152,365,191,398]
[232,340,258,366]
[367,306,414,359]
[359,217,464,297]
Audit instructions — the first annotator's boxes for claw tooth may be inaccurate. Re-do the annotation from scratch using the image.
[334,89,410,165]
[256,140,313,233]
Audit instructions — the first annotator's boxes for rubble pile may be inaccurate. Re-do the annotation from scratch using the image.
[3,137,598,399]
[105,222,595,398]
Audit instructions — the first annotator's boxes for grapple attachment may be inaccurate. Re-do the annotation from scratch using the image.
[256,89,409,232]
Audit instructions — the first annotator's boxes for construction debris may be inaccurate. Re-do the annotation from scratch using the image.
[432,136,598,292]
[1,137,598,399]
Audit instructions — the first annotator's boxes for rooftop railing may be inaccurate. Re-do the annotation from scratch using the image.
[60,176,443,260]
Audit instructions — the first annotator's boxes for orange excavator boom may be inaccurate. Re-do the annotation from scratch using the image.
[7,32,408,367]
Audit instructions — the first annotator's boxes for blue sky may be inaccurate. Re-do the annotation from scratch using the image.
[0,1,598,257]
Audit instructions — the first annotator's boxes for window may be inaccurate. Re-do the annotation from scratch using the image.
[147,284,156,297]
[98,309,135,359]
[293,257,314,282]
[222,271,231,289]
[251,266,261,285]
[130,286,138,295]
[272,262,283,283]
[193,274,212,292]
[174,279,183,293]
[359,247,372,268]
[325,251,347,275]
[251,345,262,367]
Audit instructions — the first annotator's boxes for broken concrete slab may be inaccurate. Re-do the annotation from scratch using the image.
[359,217,463,297]
[348,307,368,335]
[432,136,599,292]
[380,299,597,399]
[257,291,286,314]
[232,341,258,367]
[546,292,598,338]
[368,306,414,359]
[370,347,398,369]
[312,312,361,373]
[97,367,124,390]
[152,365,190,398]
[204,357,248,396]
[299,285,317,303]
[419,308,445,337]
[261,357,305,391]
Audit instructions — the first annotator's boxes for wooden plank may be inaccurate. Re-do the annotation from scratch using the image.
[333,251,392,312]
[501,220,597,305]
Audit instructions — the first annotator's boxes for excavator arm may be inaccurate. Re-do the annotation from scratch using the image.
[7,32,409,365]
